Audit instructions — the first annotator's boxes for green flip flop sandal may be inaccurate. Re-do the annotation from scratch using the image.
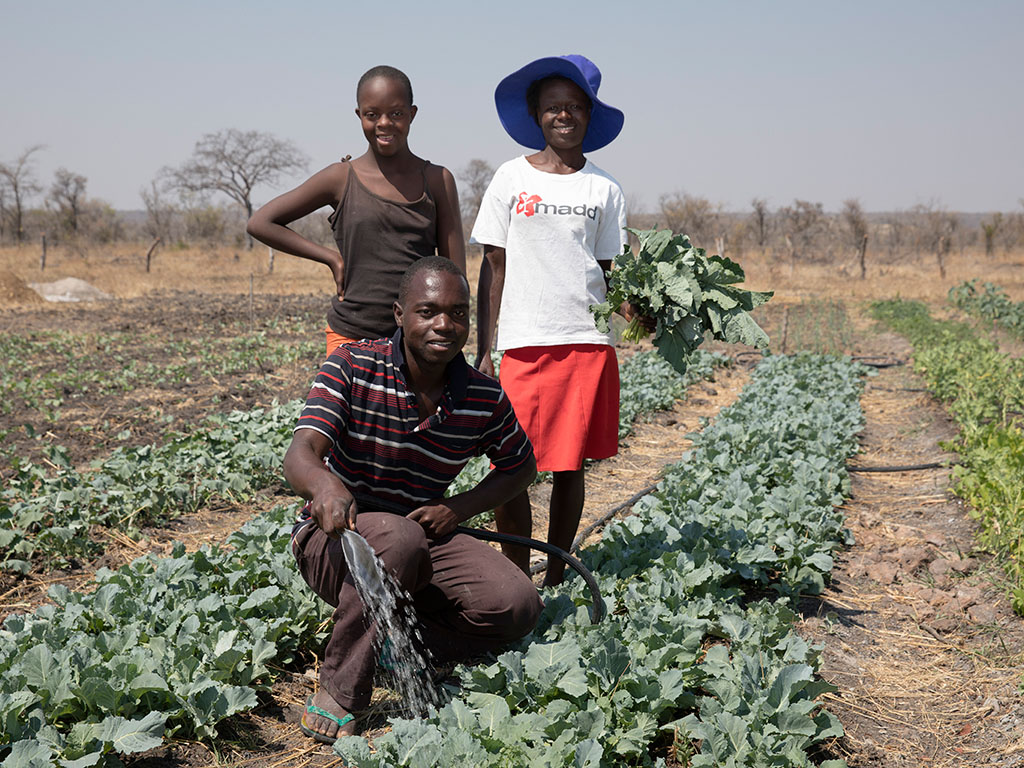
[300,694,356,744]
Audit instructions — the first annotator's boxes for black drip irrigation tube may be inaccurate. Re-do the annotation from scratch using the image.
[731,352,907,369]
[456,526,607,624]
[850,355,907,368]
[571,483,658,553]
[846,461,957,473]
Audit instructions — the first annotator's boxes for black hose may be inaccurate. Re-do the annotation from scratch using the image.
[455,526,607,624]
[847,462,953,472]
[571,483,657,552]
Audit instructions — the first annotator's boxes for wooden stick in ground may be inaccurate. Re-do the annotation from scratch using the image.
[145,237,162,273]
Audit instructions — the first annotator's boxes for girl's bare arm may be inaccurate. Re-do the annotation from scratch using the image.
[430,165,467,274]
[475,245,505,376]
[246,162,349,295]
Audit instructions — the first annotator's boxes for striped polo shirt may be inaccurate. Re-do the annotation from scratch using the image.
[294,329,533,516]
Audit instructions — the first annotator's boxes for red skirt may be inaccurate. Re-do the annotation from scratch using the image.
[499,344,619,472]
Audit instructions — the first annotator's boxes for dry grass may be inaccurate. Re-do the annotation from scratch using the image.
[3,242,1022,310]
[736,246,1024,307]
[0,243,488,307]
[799,318,1024,767]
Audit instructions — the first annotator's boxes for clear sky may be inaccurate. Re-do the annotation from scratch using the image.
[3,0,1022,214]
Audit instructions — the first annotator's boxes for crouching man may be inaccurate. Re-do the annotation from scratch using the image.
[284,256,542,743]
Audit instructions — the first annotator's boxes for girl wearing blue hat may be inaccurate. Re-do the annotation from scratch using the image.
[472,54,648,585]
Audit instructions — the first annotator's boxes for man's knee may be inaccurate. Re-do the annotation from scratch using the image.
[503,574,544,638]
[357,512,432,592]
[466,571,543,640]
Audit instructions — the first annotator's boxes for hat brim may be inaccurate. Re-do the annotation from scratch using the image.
[494,57,624,153]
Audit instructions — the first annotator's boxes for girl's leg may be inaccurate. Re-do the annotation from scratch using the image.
[493,490,533,574]
[543,468,585,587]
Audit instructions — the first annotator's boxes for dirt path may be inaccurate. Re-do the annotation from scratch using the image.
[799,326,1024,766]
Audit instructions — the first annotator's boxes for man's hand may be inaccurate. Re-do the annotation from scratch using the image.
[284,430,359,539]
[407,500,460,538]
[309,485,358,539]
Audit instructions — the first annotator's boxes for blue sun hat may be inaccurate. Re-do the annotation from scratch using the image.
[494,54,624,153]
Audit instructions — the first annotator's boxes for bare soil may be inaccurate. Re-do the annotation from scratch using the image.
[797,317,1024,767]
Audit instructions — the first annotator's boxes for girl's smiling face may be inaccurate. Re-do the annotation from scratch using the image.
[534,78,591,151]
[356,76,417,157]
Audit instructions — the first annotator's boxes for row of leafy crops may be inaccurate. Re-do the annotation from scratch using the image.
[616,349,727,439]
[335,353,865,767]
[0,402,300,573]
[872,299,1024,611]
[0,350,740,766]
[1,353,861,768]
[2,350,724,574]
[0,505,329,767]
[948,279,1024,337]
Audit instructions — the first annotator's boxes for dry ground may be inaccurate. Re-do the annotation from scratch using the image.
[2,242,1024,766]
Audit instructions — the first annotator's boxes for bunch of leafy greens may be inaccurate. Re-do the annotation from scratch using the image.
[591,228,772,373]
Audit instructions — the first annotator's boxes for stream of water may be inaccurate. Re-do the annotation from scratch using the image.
[340,529,442,716]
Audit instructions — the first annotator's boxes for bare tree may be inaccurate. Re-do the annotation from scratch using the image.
[658,192,719,247]
[841,199,869,278]
[913,202,957,278]
[140,179,177,243]
[80,200,124,243]
[981,212,1002,257]
[0,145,45,243]
[880,211,906,260]
[778,200,826,261]
[0,184,9,241]
[179,192,230,245]
[750,198,770,248]
[164,129,308,248]
[457,158,494,223]
[48,168,88,237]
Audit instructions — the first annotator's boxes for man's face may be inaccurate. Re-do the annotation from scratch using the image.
[395,270,470,367]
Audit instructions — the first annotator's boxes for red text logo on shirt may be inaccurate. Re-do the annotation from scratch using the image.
[515,191,598,219]
[516,192,542,217]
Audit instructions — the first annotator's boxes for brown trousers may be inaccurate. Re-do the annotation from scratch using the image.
[292,512,543,711]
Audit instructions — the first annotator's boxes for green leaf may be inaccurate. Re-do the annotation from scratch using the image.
[100,710,166,754]
[467,692,510,736]
[573,738,603,767]
[0,739,55,768]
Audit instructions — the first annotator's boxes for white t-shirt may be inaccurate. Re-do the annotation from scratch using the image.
[470,155,627,351]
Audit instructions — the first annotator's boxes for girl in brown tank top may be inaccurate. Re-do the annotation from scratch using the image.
[326,158,436,341]
[246,65,466,357]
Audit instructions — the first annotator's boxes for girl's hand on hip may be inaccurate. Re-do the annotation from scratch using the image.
[330,259,346,299]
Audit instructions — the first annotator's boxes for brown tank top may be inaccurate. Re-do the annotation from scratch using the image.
[326,161,438,340]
